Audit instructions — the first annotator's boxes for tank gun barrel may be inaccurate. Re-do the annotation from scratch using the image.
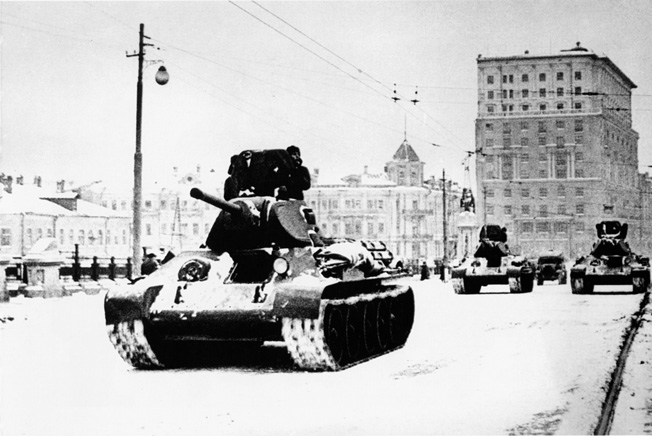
[190,188,242,215]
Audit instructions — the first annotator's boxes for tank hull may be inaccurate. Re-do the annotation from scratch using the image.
[105,248,414,370]
[452,257,534,294]
[570,261,650,294]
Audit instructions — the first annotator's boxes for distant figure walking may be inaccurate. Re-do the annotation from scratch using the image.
[420,261,430,281]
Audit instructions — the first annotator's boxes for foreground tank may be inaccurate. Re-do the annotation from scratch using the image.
[570,221,650,294]
[104,150,414,371]
[451,224,534,294]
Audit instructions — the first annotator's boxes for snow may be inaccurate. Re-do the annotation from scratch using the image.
[0,280,650,435]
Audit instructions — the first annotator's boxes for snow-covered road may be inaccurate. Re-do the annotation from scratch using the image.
[0,278,649,435]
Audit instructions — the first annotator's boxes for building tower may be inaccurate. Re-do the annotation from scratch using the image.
[385,137,425,187]
[475,43,641,257]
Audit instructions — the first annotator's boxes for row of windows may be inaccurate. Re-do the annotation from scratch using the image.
[485,120,584,133]
[486,203,586,217]
[486,186,585,198]
[487,101,583,113]
[310,199,386,210]
[145,222,211,237]
[486,167,585,180]
[319,221,386,236]
[519,221,586,234]
[487,87,585,100]
[485,135,584,148]
[487,71,583,85]
[0,228,130,248]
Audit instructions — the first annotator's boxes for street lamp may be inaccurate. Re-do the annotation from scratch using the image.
[128,23,168,276]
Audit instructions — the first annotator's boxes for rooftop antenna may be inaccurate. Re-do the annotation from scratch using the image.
[404,114,407,140]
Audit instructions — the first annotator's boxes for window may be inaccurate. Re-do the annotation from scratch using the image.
[556,72,564,81]
[503,123,512,134]
[503,75,508,84]
[332,223,339,235]
[554,222,568,233]
[519,167,530,179]
[522,205,530,215]
[556,136,565,147]
[575,187,584,197]
[193,223,199,235]
[540,88,547,98]
[522,74,529,82]
[574,120,583,132]
[575,87,582,96]
[486,138,494,147]
[79,229,85,245]
[509,74,514,83]
[145,200,152,209]
[575,168,585,178]
[575,134,583,144]
[486,189,495,198]
[146,224,152,236]
[487,105,495,113]
[576,204,585,215]
[539,169,548,178]
[504,205,512,215]
[504,188,512,197]
[367,223,374,236]
[557,103,564,110]
[538,136,547,146]
[487,206,495,216]
[537,221,551,233]
[539,73,546,82]
[557,186,566,197]
[520,154,530,164]
[520,137,529,147]
[522,222,533,233]
[575,222,585,232]
[538,121,547,133]
[539,205,548,218]
[574,71,582,80]
[557,87,564,97]
[558,204,567,216]
[486,123,494,131]
[556,120,565,129]
[487,75,494,84]
[106,230,111,245]
[539,104,547,111]
[0,228,11,246]
[520,121,529,131]
[539,187,548,198]
[509,89,514,99]
[488,90,494,99]
[521,188,530,198]
[576,152,583,162]
[522,104,529,111]
[574,102,582,110]
[502,90,508,99]
[59,229,64,245]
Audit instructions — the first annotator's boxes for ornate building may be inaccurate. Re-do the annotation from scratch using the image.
[306,139,460,263]
[475,43,649,258]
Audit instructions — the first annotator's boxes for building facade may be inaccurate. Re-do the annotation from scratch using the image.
[306,139,461,263]
[475,43,648,258]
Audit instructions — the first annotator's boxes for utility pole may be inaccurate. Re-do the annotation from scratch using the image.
[441,169,448,266]
[127,23,153,277]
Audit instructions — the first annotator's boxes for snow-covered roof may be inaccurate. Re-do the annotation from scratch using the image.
[0,189,128,218]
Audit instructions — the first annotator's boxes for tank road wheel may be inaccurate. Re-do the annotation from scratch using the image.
[508,277,522,293]
[388,292,414,347]
[362,301,380,355]
[632,276,648,294]
[452,278,465,294]
[459,279,481,294]
[324,305,346,365]
[376,298,391,351]
[344,304,363,361]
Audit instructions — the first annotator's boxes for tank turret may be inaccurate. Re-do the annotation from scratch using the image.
[190,187,321,253]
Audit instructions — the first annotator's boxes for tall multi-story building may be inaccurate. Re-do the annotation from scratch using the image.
[475,43,646,258]
[306,139,460,263]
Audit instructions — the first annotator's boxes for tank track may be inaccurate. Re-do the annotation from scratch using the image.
[107,286,414,371]
[282,286,414,371]
[106,320,163,368]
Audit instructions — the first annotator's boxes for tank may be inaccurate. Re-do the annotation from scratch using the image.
[104,149,414,371]
[570,221,650,294]
[451,224,535,294]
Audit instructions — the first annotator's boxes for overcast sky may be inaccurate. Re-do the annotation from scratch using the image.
[1,0,651,190]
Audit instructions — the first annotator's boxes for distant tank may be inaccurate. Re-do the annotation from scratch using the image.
[570,221,650,294]
[451,224,535,294]
[104,149,414,370]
